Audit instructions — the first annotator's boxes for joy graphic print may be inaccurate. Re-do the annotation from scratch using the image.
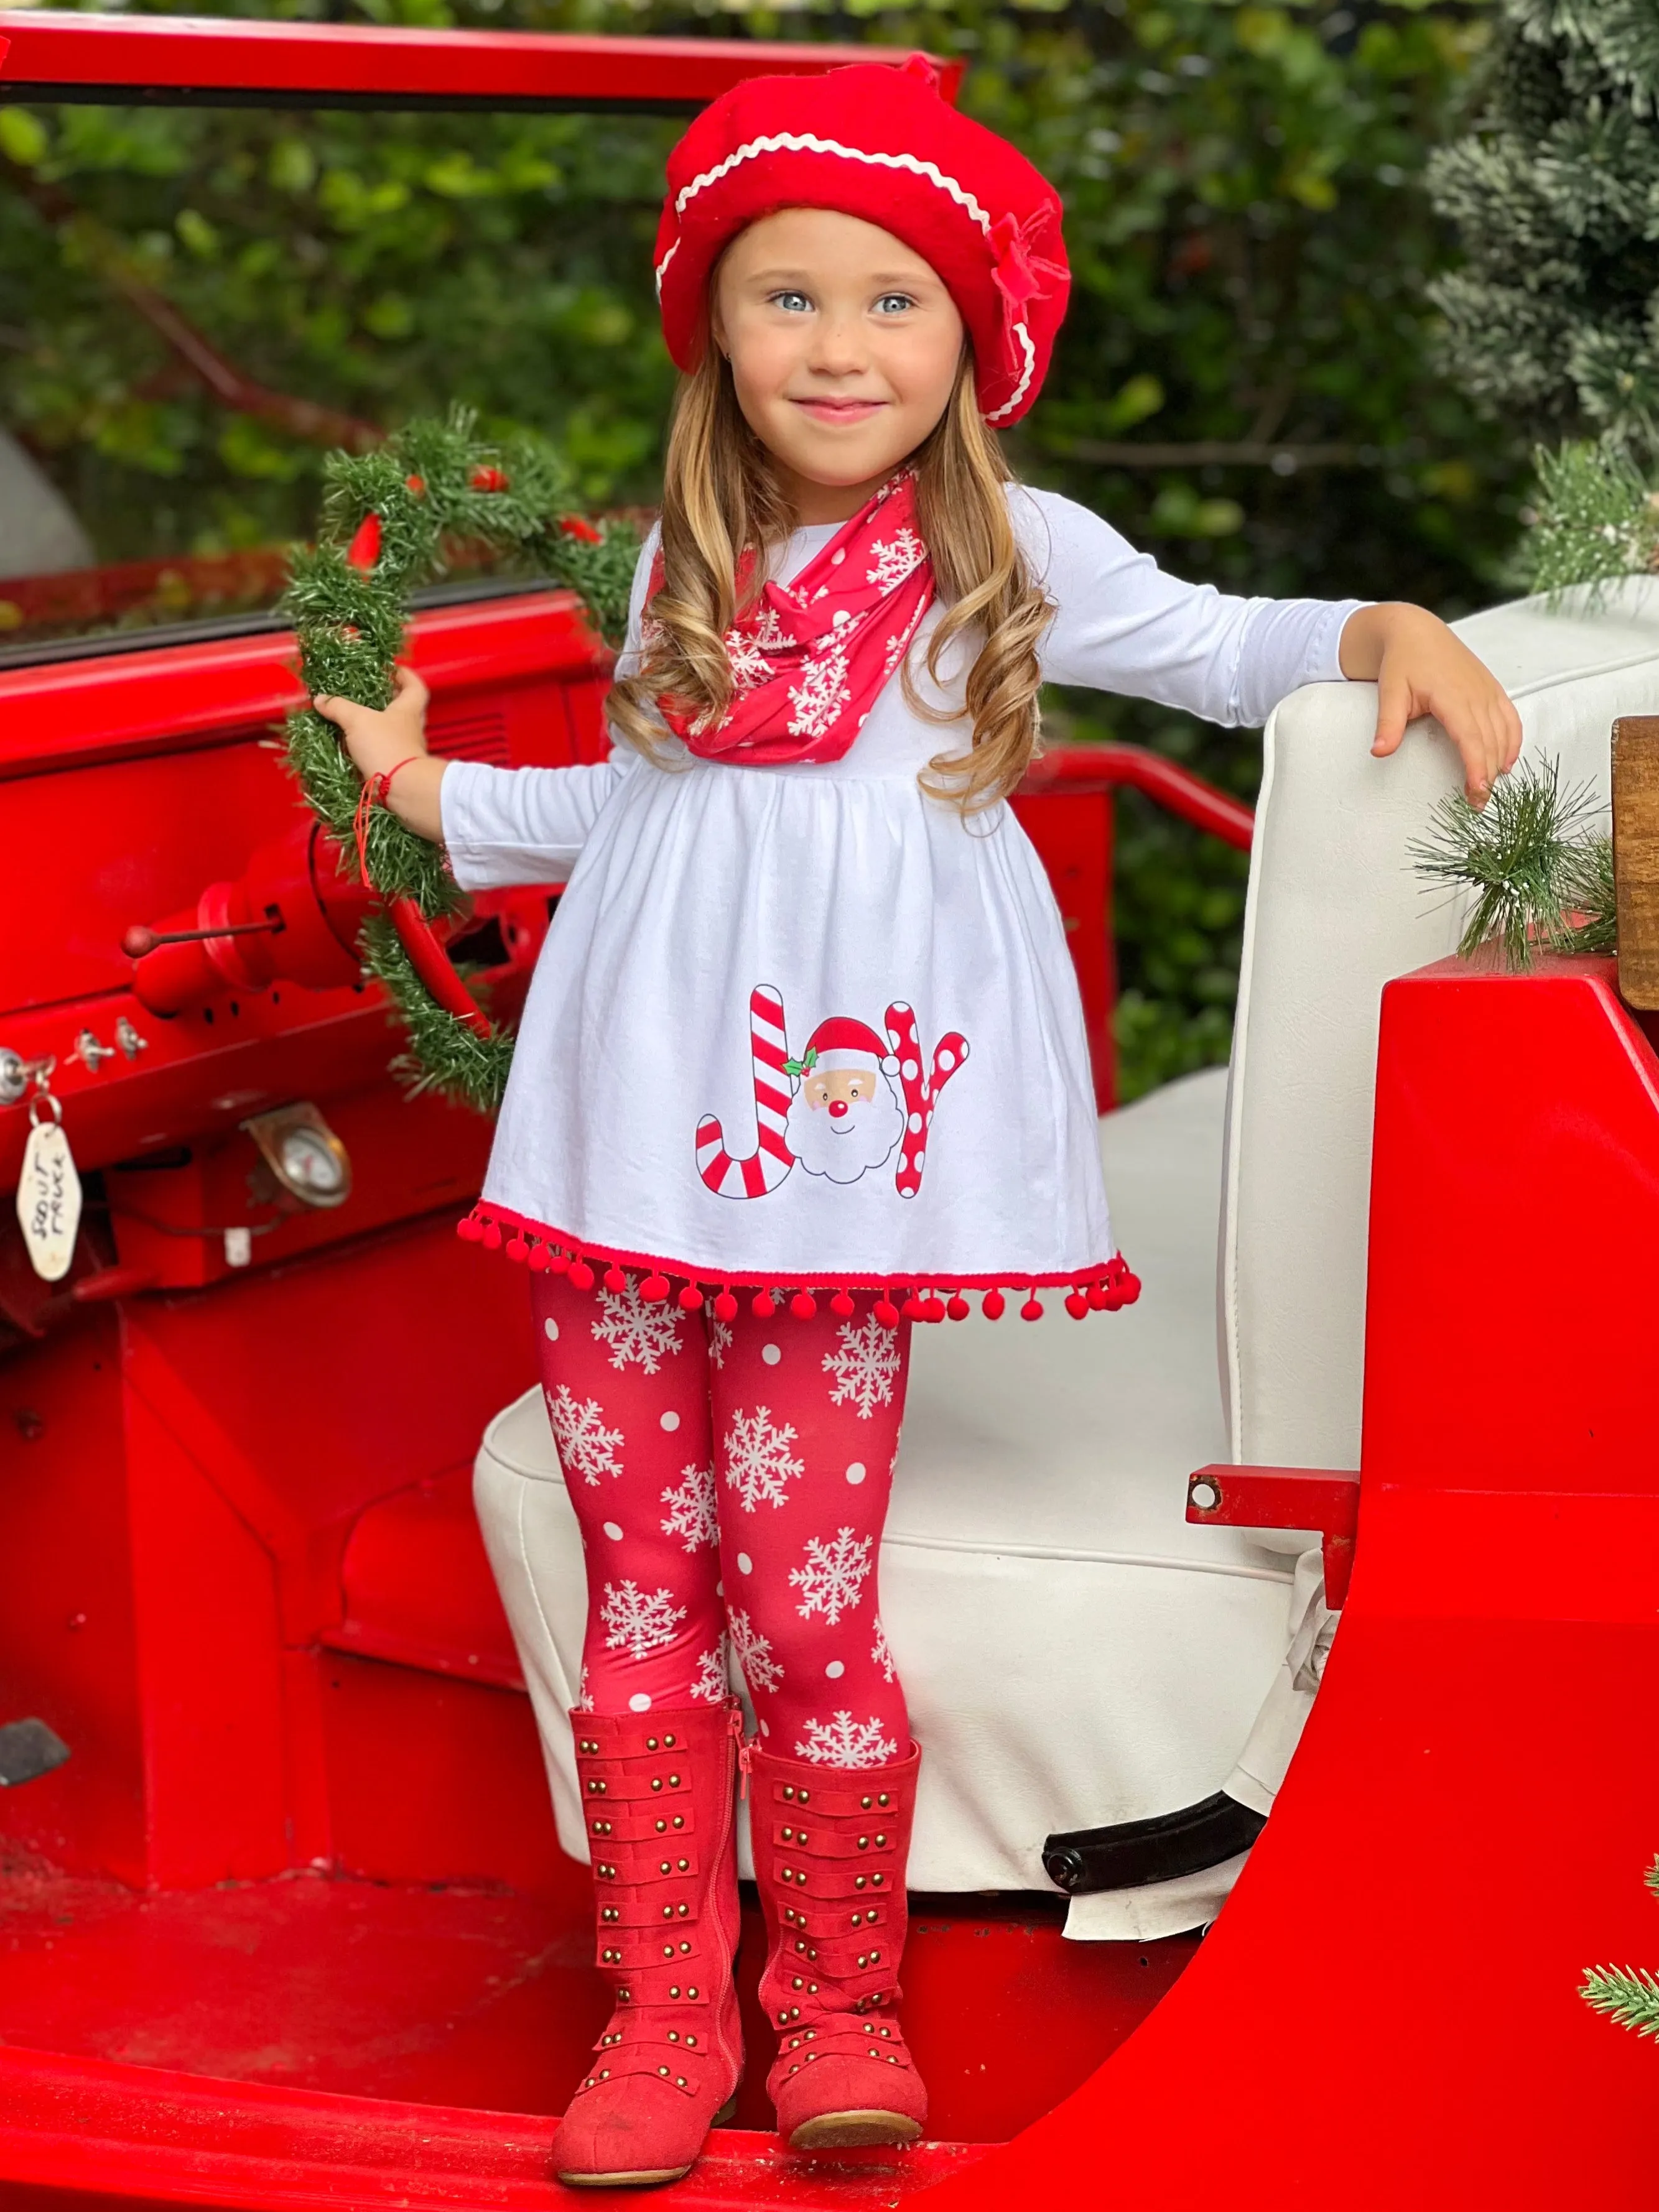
[695,986,970,1202]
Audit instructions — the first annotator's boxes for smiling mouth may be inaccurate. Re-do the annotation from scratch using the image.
[792,398,886,422]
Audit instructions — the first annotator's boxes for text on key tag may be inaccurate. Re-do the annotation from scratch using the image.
[17,1094,82,1282]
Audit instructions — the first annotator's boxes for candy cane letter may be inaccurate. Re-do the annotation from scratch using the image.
[695,985,796,1200]
[886,1002,969,1198]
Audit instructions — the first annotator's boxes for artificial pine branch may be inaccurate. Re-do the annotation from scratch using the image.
[1522,438,1659,598]
[1581,1856,1659,2042]
[546,516,642,652]
[279,405,639,1114]
[1409,755,1612,968]
[1581,1964,1659,2038]
[362,914,515,1115]
[1561,831,1617,955]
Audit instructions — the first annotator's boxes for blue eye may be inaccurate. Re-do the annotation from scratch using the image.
[875,293,915,315]
[769,290,811,313]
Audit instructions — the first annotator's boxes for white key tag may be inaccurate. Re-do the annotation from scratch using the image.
[16,1090,82,1283]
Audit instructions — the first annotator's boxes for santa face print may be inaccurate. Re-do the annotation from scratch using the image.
[786,1055,906,1185]
[695,987,970,1203]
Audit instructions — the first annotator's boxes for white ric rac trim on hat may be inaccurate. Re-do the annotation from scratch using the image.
[670,131,997,238]
[984,321,1036,424]
[656,129,1037,419]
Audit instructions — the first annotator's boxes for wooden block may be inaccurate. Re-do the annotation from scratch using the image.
[1614,716,1659,1008]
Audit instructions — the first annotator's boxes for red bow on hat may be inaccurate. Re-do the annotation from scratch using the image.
[990,208,1067,344]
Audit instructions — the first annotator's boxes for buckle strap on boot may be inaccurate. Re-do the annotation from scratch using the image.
[778,2017,914,2076]
[579,2023,718,2099]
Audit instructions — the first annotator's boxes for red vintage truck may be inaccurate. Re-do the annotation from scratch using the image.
[0,14,1655,2206]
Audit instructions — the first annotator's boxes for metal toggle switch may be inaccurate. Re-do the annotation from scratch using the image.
[68,1030,116,1074]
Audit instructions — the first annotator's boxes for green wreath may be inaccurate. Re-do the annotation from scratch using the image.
[282,407,639,1114]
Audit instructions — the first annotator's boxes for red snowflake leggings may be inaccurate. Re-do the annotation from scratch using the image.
[530,1269,912,1770]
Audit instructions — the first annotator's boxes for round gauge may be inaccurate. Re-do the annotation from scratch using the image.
[277,1125,347,1200]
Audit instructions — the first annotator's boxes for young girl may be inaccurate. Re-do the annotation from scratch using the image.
[317,55,1520,2190]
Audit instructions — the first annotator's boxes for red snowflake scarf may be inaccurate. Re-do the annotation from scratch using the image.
[651,474,936,767]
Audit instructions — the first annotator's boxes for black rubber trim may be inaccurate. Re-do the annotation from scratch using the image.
[7,85,703,116]
[1041,1792,1267,1895]
[0,573,554,674]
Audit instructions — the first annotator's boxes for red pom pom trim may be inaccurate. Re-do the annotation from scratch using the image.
[455,1209,1138,1323]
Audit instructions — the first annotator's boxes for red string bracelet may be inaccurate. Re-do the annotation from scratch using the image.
[352,755,426,887]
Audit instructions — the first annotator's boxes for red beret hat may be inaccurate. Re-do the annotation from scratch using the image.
[654,56,1069,428]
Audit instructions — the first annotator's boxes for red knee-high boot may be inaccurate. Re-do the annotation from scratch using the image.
[748,1740,928,2150]
[554,1701,745,2189]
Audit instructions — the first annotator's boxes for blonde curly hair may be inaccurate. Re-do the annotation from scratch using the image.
[606,344,1054,813]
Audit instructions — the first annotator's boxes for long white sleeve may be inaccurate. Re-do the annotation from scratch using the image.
[439,754,631,889]
[437,528,665,891]
[1016,486,1366,728]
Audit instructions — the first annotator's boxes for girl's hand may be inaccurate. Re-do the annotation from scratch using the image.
[312,666,447,842]
[1338,603,1522,807]
[314,664,430,779]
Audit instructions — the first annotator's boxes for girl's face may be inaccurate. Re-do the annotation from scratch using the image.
[713,207,965,525]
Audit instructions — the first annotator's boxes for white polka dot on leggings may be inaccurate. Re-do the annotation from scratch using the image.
[761,1343,781,1366]
[825,1660,845,1679]
[846,1461,867,1484]
[628,1693,651,1712]
[737,1552,753,1575]
[759,1718,770,1735]
[602,1522,623,1541]
[660,1410,680,1432]
[542,1317,559,1341]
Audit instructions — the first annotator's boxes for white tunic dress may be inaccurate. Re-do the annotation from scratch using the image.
[442,486,1362,1300]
